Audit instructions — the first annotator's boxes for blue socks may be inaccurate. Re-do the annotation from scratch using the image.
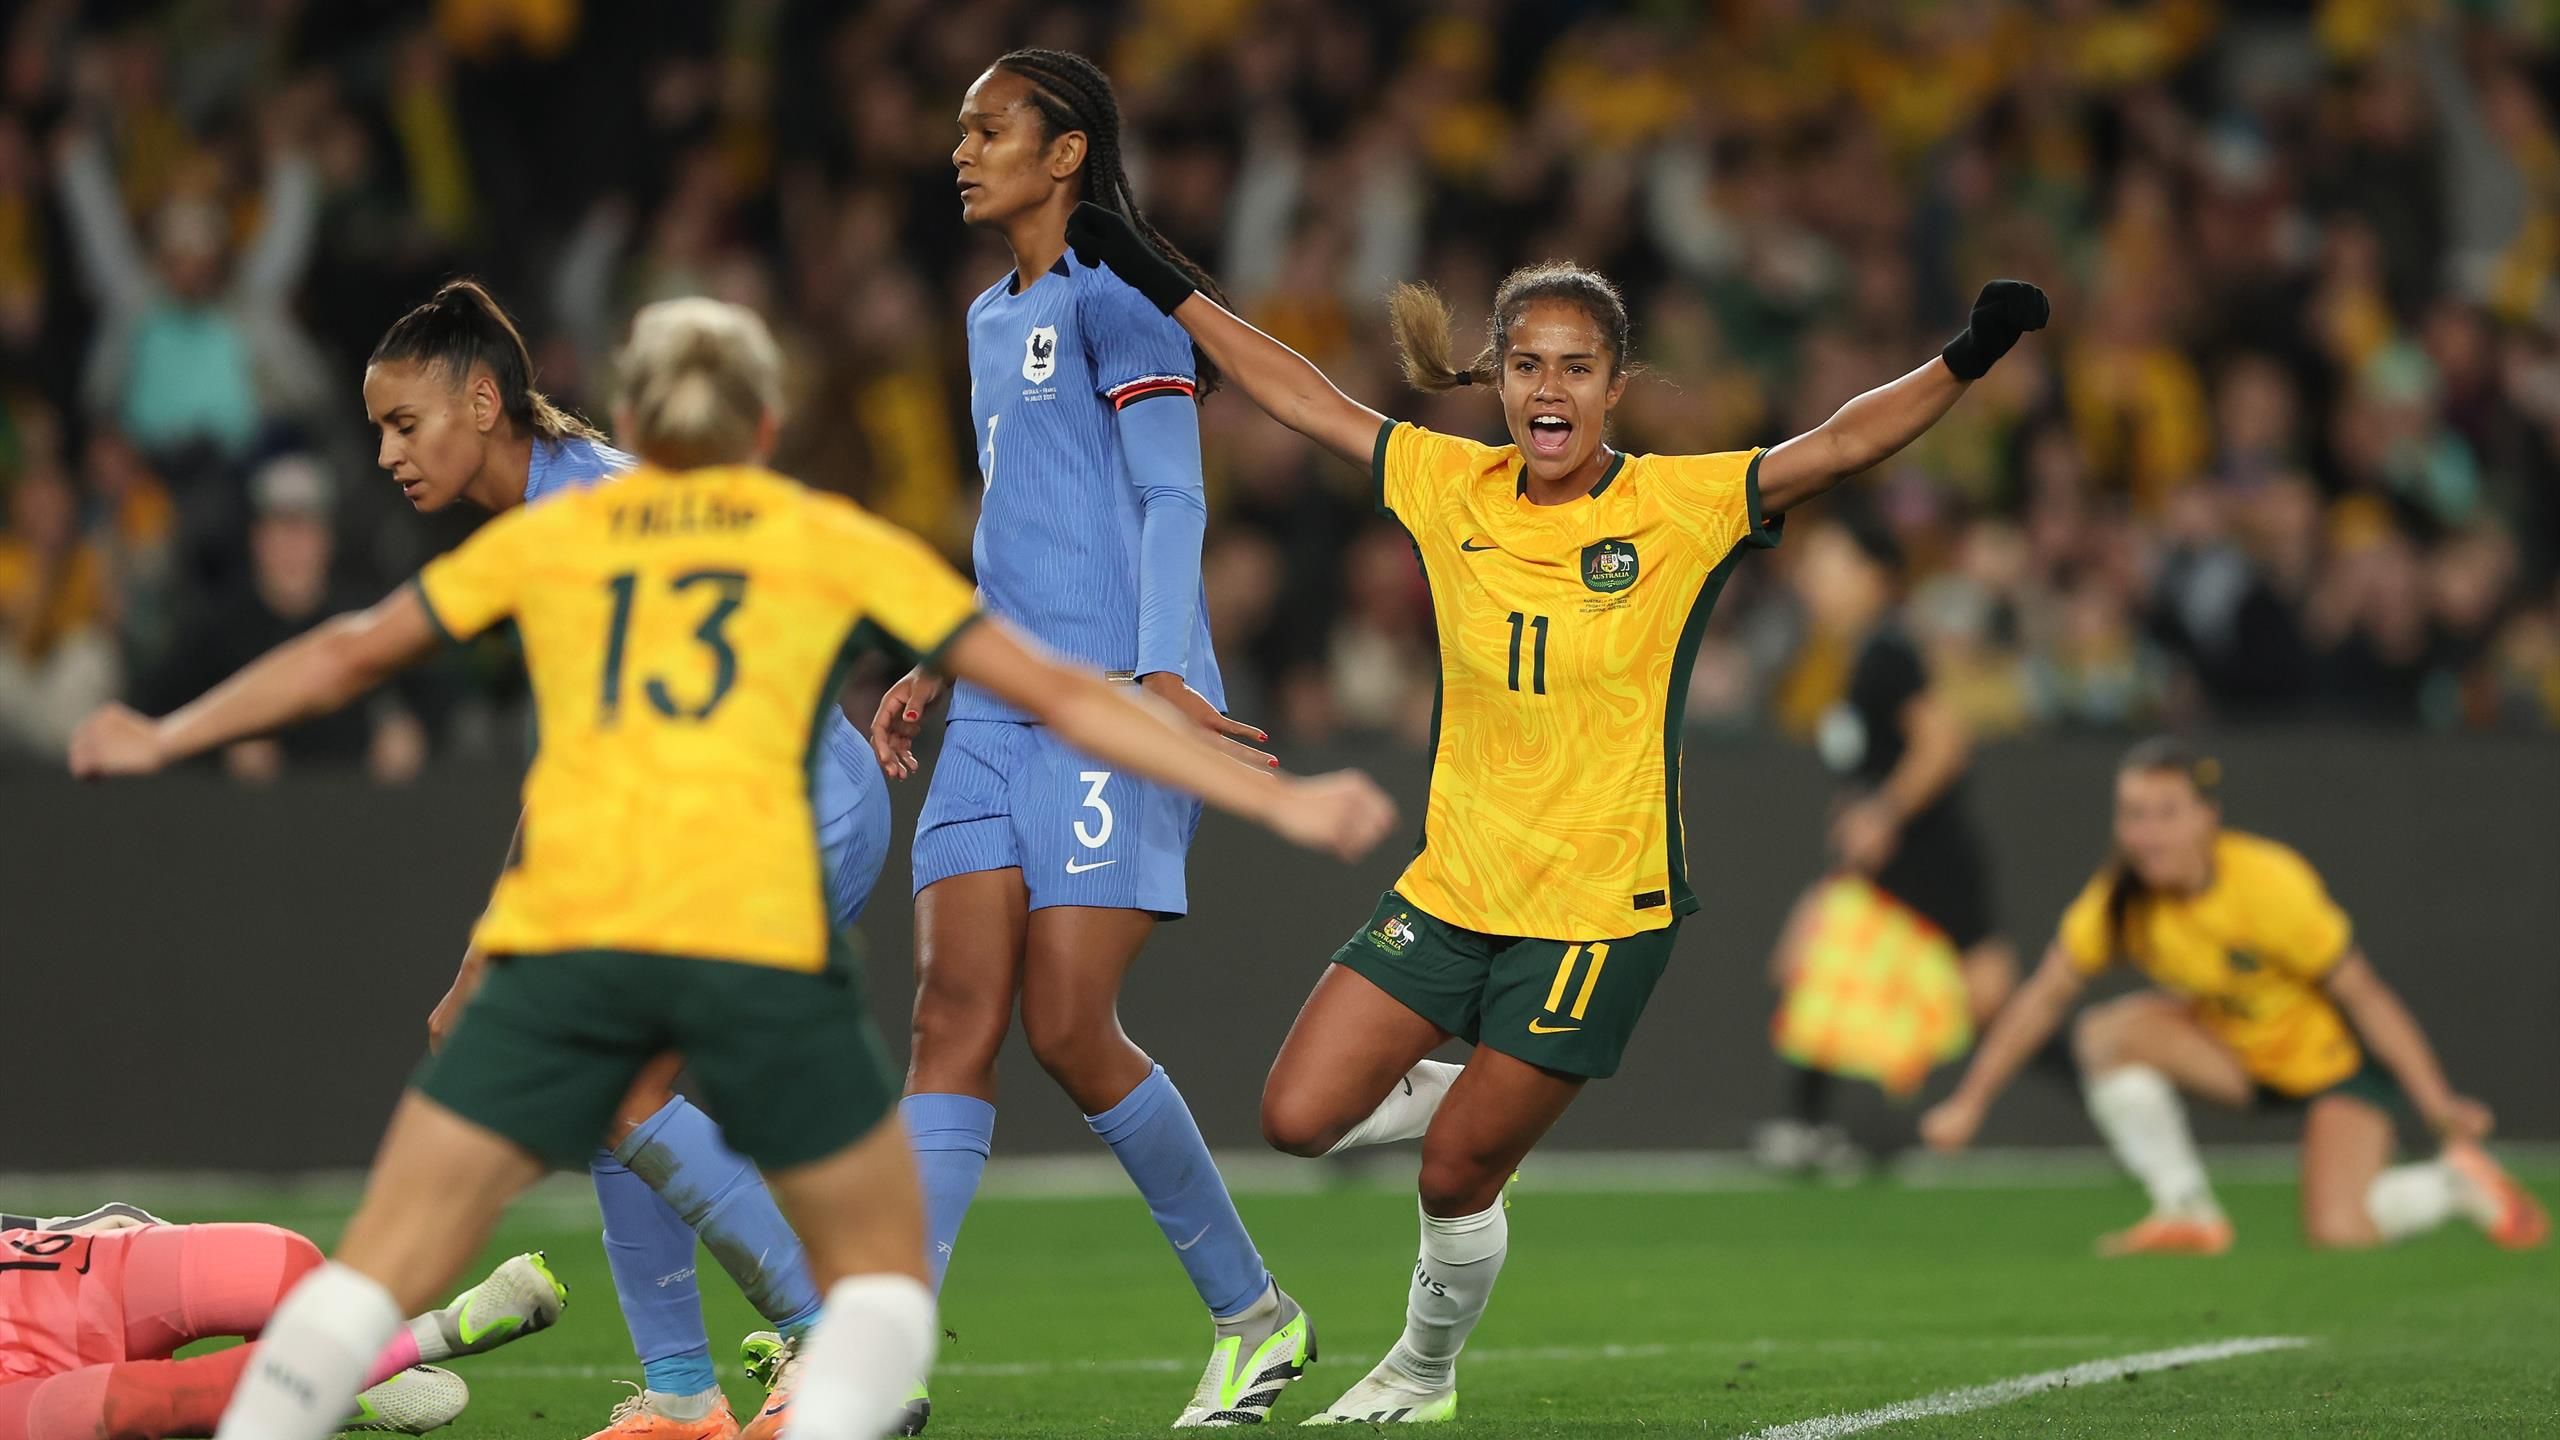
[617,1097,824,1339]
[903,1074,1266,1320]
[1088,1065,1271,1319]
[591,1152,719,1395]
[902,1093,996,1294]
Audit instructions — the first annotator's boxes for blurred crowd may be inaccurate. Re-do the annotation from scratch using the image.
[2,0,2557,777]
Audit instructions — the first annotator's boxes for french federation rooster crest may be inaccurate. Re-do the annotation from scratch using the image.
[1024,324,1059,384]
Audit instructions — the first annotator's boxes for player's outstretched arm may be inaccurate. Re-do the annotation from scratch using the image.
[941,617,1397,861]
[1066,202,1384,468]
[1921,942,2087,1151]
[68,587,438,778]
[2323,951,2493,1141]
[1757,281,2049,517]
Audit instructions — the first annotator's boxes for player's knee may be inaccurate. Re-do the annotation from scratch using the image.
[253,1225,325,1303]
[1416,1148,1507,1216]
[2071,1004,2129,1073]
[1020,1000,1110,1087]
[2303,1206,2381,1251]
[1258,1090,1342,1158]
[909,978,1010,1078]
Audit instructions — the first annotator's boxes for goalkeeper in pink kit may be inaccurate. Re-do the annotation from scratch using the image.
[0,1206,563,1439]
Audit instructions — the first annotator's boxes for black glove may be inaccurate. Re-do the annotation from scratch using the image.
[1065,202,1197,316]
[1940,280,2051,381]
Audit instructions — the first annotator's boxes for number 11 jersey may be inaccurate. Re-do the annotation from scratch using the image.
[1372,421,1780,942]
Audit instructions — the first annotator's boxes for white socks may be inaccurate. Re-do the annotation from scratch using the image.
[2366,1159,2498,1243]
[1326,1061,1462,1156]
[1385,1199,1507,1390]
[782,1275,938,1440]
[215,1263,403,1440]
[2085,1066,2220,1219]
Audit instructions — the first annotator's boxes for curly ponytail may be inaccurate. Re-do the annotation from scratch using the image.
[1387,283,1497,392]
[1389,263,1639,397]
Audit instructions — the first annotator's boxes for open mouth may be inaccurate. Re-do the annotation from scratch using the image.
[1527,415,1573,459]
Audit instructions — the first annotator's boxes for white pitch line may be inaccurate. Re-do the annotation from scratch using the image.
[468,1333,2153,1384]
[1733,1336,2311,1439]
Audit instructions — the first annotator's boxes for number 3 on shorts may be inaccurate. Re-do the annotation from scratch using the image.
[1074,770,1115,849]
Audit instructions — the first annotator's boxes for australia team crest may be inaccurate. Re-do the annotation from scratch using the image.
[1582,539,1639,593]
[1372,912,1418,953]
[1023,324,1059,385]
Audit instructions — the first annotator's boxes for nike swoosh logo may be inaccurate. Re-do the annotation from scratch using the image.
[453,1296,519,1348]
[1460,538,1498,552]
[1065,858,1117,874]
[1173,1224,1212,1250]
[1526,1019,1580,1034]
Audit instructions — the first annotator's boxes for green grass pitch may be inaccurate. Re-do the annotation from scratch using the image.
[36,1172,2560,1437]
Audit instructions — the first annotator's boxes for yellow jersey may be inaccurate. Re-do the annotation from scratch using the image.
[413,464,980,971]
[1373,420,1779,941]
[2058,830,2360,1096]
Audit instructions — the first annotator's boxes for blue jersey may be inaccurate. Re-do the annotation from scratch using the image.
[954,254,1224,723]
[522,433,634,504]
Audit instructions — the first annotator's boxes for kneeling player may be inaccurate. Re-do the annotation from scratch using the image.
[1923,739,2548,1254]
[0,1207,562,1439]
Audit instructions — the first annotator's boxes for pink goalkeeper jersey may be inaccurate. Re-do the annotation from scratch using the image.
[0,1229,117,1378]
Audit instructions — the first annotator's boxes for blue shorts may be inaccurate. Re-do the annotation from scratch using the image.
[912,719,1199,917]
[814,709,892,927]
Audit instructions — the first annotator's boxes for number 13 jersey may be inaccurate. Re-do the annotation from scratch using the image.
[413,465,981,970]
[1372,421,1780,941]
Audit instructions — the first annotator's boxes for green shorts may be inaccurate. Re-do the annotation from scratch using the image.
[1332,890,1678,1079]
[2254,1056,2403,1114]
[414,946,898,1172]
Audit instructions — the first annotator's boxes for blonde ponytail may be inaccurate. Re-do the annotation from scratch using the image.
[614,298,784,470]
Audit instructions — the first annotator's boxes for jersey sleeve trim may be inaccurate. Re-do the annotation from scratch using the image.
[1742,449,1783,550]
[1106,374,1197,409]
[1370,418,1399,516]
[917,610,986,670]
[408,575,458,645]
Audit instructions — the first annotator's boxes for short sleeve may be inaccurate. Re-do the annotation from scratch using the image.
[850,516,984,668]
[2244,844,2354,980]
[1650,448,1781,567]
[1079,269,1196,409]
[1374,421,1495,526]
[412,507,540,643]
[2055,870,2118,977]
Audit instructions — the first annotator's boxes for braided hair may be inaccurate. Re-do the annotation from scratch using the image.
[994,48,1226,396]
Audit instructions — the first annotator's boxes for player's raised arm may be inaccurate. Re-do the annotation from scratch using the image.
[1066,202,1384,468]
[68,586,440,779]
[938,617,1396,861]
[1756,281,2050,517]
[1920,942,2090,1151]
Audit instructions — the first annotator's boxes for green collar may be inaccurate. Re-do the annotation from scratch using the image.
[1517,447,1625,504]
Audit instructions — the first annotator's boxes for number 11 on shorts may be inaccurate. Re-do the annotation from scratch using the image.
[1542,942,1611,1021]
